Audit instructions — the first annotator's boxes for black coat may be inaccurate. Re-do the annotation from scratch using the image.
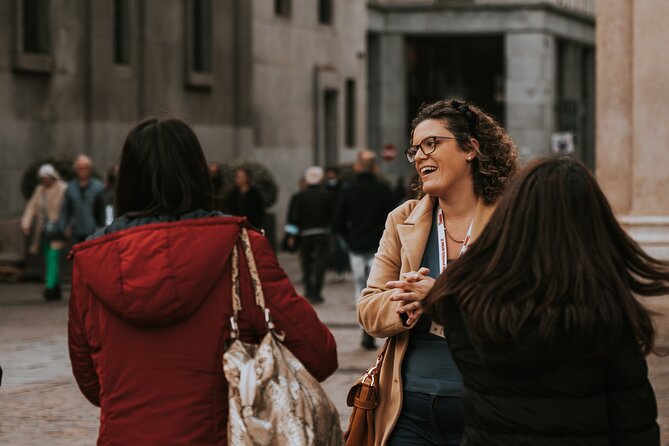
[334,173,395,253]
[288,185,333,233]
[227,187,264,228]
[440,297,660,446]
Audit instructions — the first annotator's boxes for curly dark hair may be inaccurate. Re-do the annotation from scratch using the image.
[410,99,519,205]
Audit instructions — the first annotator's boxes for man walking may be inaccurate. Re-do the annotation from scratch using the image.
[60,155,105,243]
[335,150,395,349]
[288,166,333,304]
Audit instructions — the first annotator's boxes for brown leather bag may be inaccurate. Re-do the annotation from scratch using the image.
[344,339,390,446]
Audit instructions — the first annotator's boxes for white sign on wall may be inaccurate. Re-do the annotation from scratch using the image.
[551,132,575,155]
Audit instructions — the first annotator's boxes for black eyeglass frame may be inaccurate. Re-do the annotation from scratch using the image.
[405,135,466,163]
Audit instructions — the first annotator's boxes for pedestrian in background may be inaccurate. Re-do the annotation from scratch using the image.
[21,164,68,301]
[288,166,332,304]
[227,166,264,228]
[208,162,226,211]
[95,165,117,226]
[282,176,306,253]
[335,150,395,350]
[426,157,663,446]
[68,116,337,445]
[325,166,350,280]
[59,155,105,244]
[358,99,518,445]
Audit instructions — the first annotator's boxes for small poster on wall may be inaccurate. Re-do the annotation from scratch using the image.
[551,132,575,155]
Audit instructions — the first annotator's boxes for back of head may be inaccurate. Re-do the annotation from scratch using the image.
[355,150,377,174]
[426,156,668,357]
[116,116,212,217]
[37,163,60,181]
[304,166,324,186]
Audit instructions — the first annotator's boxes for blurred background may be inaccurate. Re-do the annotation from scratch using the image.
[0,0,668,442]
[1,0,667,259]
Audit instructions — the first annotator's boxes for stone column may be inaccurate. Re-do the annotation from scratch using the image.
[505,32,556,160]
[370,33,407,178]
[597,0,669,258]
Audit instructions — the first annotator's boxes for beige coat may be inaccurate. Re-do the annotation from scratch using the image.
[21,181,68,254]
[357,194,495,446]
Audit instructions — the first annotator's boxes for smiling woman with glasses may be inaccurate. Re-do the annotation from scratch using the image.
[355,99,518,446]
[406,135,466,163]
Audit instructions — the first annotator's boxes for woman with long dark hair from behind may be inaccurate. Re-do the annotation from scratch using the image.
[425,157,663,446]
[68,116,338,445]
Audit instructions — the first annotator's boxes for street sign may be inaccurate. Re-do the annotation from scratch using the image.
[382,144,397,161]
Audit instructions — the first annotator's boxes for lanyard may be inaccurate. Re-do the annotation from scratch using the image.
[436,208,473,274]
[430,207,473,338]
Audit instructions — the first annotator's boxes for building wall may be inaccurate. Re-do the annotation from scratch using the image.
[249,0,368,230]
[368,1,594,181]
[0,0,88,217]
[0,0,251,220]
[596,0,669,258]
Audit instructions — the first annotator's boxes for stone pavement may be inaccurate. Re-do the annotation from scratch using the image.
[0,253,667,445]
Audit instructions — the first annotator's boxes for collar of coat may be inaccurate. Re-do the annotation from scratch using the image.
[396,194,496,273]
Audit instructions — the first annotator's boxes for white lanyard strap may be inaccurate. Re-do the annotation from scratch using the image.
[436,208,473,274]
[430,208,473,339]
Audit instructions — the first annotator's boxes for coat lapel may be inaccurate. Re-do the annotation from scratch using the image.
[396,196,435,273]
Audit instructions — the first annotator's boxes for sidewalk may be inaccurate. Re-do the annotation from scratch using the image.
[0,252,667,444]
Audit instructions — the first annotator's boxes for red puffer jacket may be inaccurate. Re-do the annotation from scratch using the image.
[68,216,338,445]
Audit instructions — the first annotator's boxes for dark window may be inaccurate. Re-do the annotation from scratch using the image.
[113,0,131,65]
[22,0,50,54]
[345,79,356,147]
[192,0,212,73]
[275,0,291,18]
[318,0,333,25]
[324,89,339,167]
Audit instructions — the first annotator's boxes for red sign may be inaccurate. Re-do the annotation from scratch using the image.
[382,144,397,162]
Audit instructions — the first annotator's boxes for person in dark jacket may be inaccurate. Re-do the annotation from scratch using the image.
[335,150,395,349]
[325,166,350,278]
[68,116,338,445]
[227,166,264,228]
[59,154,105,243]
[288,166,332,303]
[425,157,663,446]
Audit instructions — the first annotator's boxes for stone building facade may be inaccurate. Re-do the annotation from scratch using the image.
[597,0,669,259]
[367,0,595,179]
[0,0,367,258]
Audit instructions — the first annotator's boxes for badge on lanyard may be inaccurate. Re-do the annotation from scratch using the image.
[430,208,473,338]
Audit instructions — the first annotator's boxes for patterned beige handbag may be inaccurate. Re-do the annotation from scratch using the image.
[223,228,343,446]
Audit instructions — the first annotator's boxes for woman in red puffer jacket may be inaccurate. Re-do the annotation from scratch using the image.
[68,116,338,445]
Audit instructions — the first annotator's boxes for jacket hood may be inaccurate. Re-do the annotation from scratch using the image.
[71,216,244,326]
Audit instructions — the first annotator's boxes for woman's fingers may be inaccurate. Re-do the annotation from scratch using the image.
[390,291,418,302]
[397,301,421,314]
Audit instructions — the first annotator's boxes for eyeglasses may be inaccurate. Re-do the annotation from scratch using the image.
[405,136,464,163]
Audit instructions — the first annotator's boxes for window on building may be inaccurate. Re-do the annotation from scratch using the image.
[345,79,356,147]
[14,0,52,72]
[275,0,291,18]
[318,0,333,25]
[186,0,213,87]
[22,0,50,54]
[113,0,131,65]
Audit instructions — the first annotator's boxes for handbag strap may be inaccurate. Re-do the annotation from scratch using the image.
[229,227,282,340]
[361,337,391,387]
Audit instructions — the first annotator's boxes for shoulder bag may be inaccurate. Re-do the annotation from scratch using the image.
[344,338,390,446]
[223,228,343,446]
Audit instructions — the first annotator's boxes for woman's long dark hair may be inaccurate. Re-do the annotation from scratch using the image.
[425,157,667,356]
[116,116,212,217]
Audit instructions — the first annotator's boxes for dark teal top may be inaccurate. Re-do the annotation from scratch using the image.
[401,206,462,396]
